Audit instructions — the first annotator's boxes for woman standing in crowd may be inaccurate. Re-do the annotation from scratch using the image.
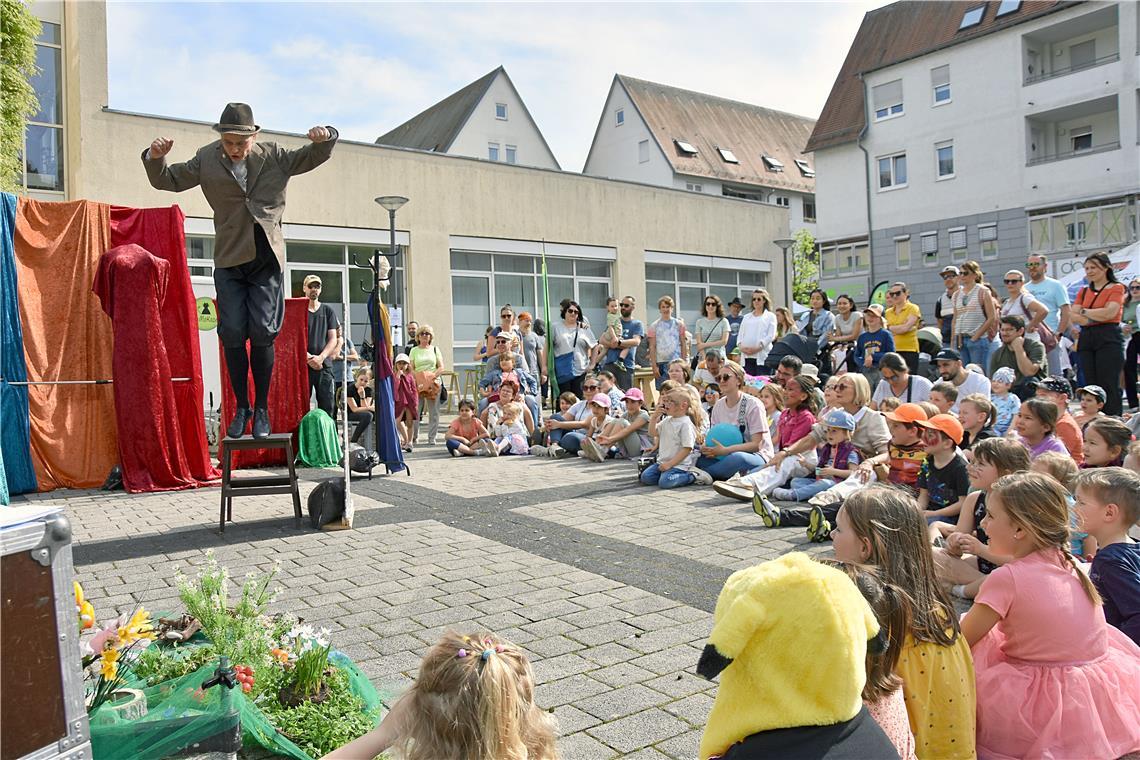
[550,300,596,399]
[648,296,687,388]
[694,295,730,363]
[885,282,922,374]
[410,324,445,445]
[950,261,997,371]
[999,270,1048,330]
[796,288,836,355]
[1071,252,1126,417]
[738,289,776,376]
[696,361,772,481]
[1123,278,1140,412]
[829,294,863,372]
[774,306,798,339]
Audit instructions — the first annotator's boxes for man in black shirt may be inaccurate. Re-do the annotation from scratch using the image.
[304,274,340,418]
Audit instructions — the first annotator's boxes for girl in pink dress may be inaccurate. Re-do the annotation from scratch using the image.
[961,471,1140,759]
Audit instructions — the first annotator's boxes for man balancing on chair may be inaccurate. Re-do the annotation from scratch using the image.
[143,103,338,439]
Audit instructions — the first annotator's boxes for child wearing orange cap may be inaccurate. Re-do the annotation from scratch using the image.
[916,415,970,528]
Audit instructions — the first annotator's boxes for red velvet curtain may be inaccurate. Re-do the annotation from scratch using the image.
[220,298,309,468]
[109,206,219,482]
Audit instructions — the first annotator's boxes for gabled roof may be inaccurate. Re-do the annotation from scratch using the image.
[376,66,561,169]
[806,0,1074,153]
[614,75,817,194]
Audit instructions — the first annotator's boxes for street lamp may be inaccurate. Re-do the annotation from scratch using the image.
[372,195,408,460]
[773,237,795,307]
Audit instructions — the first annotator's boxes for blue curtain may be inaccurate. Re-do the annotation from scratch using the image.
[1,193,38,500]
[368,292,405,474]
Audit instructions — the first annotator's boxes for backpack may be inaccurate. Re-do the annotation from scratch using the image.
[307,477,345,529]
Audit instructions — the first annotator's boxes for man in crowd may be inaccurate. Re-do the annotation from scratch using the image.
[725,297,745,356]
[1024,254,1071,375]
[693,349,724,389]
[304,274,340,417]
[143,102,338,438]
[1034,375,1084,464]
[934,266,959,346]
[601,295,644,389]
[989,315,1047,399]
[404,320,420,355]
[774,356,802,389]
[933,348,990,414]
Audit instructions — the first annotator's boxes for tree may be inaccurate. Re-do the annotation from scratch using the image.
[1,0,41,193]
[791,228,818,306]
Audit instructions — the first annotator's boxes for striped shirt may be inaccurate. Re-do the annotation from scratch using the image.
[953,285,988,337]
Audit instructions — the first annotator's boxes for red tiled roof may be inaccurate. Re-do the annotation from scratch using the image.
[805,0,1075,153]
[618,75,817,194]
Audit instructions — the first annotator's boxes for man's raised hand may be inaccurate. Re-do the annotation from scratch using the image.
[307,126,331,143]
[149,137,174,159]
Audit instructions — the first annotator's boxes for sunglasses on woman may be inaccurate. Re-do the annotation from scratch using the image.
[717,373,735,382]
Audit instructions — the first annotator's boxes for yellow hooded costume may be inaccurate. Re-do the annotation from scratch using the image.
[697,553,882,760]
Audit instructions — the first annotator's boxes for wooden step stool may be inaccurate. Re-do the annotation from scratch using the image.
[218,433,302,532]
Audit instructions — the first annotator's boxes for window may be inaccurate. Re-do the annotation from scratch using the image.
[645,263,767,318]
[979,224,998,259]
[774,196,789,208]
[877,152,907,189]
[959,5,985,29]
[638,139,649,163]
[793,158,815,177]
[495,102,508,120]
[921,231,938,256]
[487,143,500,161]
[685,182,704,192]
[895,236,912,268]
[675,139,698,155]
[505,145,517,164]
[949,227,968,261]
[936,141,955,178]
[1071,127,1092,152]
[717,147,739,163]
[803,198,817,222]
[24,22,64,192]
[1069,39,1096,70]
[761,154,784,171]
[1066,221,1088,243]
[872,79,904,120]
[722,185,765,201]
[818,240,871,277]
[615,108,624,126]
[931,65,951,104]
[995,0,1021,16]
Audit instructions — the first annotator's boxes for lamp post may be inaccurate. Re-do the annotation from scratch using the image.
[373,195,408,460]
[773,237,795,308]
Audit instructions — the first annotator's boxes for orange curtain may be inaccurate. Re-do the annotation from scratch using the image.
[15,199,118,490]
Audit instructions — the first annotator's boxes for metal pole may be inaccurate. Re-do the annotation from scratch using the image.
[374,208,395,458]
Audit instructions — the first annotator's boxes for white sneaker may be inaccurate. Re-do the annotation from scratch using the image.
[530,445,548,457]
[549,444,568,459]
[485,440,500,457]
[691,467,714,486]
[581,437,605,462]
[771,487,796,501]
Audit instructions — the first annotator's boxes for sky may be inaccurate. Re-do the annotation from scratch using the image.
[106,1,891,172]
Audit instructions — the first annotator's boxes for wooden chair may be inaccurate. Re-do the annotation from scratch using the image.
[438,370,460,413]
[633,366,658,408]
[461,368,482,401]
[218,433,302,533]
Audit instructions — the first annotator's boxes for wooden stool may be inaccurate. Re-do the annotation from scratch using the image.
[633,367,658,408]
[218,433,302,532]
[461,368,482,401]
[439,370,460,413]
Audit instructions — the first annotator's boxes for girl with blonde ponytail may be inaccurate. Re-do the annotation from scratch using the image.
[322,630,558,760]
[961,472,1140,759]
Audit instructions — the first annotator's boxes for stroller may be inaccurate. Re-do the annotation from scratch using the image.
[762,334,833,382]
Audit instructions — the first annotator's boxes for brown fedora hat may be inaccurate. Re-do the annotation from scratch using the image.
[213,102,260,135]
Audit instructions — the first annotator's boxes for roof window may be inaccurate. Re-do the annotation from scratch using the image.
[793,158,815,178]
[995,0,1021,17]
[717,147,739,164]
[959,5,985,29]
[761,154,784,172]
[674,139,698,155]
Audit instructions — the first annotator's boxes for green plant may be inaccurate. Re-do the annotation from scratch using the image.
[132,643,218,686]
[257,666,378,758]
[281,624,332,697]
[0,0,41,192]
[791,228,819,306]
[175,553,279,669]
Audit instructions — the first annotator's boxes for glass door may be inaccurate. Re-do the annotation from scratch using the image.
[287,264,346,325]
[451,275,491,371]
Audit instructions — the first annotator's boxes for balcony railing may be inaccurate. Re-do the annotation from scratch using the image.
[1025,51,1120,85]
[1026,140,1121,166]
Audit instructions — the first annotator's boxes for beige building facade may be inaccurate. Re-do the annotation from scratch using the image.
[24,0,789,404]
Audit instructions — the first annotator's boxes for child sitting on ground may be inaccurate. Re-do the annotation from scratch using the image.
[577,393,615,462]
[831,487,976,758]
[916,414,970,526]
[1073,467,1140,644]
[321,630,558,760]
[769,410,861,502]
[933,437,1030,598]
[1074,384,1107,430]
[445,399,492,457]
[1082,416,1131,468]
[957,393,997,456]
[639,389,712,488]
[928,381,957,416]
[961,472,1140,759]
[876,396,900,414]
[1031,452,1094,560]
[491,403,530,456]
[1126,440,1140,476]
[990,367,1021,436]
[701,383,720,415]
[758,383,784,438]
[589,388,651,460]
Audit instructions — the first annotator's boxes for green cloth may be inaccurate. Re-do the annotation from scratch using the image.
[296,409,342,468]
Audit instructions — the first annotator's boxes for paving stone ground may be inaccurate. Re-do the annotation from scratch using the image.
[16,430,834,759]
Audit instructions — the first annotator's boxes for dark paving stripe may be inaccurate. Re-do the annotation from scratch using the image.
[73,472,734,613]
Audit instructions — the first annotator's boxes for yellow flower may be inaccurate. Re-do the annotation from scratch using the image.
[100,648,120,680]
[74,582,95,630]
[116,607,154,646]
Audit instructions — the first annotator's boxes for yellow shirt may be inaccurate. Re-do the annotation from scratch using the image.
[886,301,922,353]
[898,634,976,759]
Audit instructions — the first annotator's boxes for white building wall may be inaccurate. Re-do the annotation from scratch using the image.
[813,146,868,242]
[447,73,559,169]
[581,82,674,185]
